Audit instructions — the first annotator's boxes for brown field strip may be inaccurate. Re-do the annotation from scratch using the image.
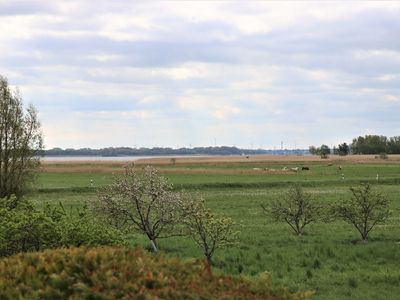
[136,154,400,165]
[40,154,400,173]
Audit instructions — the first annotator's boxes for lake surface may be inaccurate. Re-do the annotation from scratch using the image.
[40,155,208,162]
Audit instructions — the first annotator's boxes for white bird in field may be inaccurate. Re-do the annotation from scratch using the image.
[376,174,379,181]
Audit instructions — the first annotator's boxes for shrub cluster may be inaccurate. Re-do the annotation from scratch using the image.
[264,184,390,242]
[0,197,123,257]
[0,246,313,300]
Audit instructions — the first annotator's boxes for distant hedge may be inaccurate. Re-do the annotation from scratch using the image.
[0,247,312,300]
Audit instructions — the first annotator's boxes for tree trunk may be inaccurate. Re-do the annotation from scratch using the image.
[204,255,213,277]
[206,254,212,265]
[150,239,158,252]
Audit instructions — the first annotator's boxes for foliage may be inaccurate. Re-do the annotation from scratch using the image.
[0,197,58,256]
[263,185,321,235]
[337,143,350,156]
[30,159,400,300]
[0,246,313,300]
[350,135,400,154]
[0,76,43,199]
[319,145,330,159]
[308,145,318,155]
[334,183,389,242]
[0,197,123,257]
[95,165,182,252]
[180,194,238,264]
[387,136,400,154]
[308,145,330,158]
[45,202,124,248]
[44,145,273,156]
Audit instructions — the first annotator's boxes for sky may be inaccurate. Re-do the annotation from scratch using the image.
[0,1,399,149]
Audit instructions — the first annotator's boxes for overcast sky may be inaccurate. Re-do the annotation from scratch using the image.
[1,1,399,149]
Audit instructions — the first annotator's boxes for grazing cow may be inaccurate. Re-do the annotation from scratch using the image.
[338,165,342,171]
[290,167,299,172]
[327,163,333,166]
[301,166,310,171]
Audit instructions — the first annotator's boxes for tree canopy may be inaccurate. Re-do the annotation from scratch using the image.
[0,76,43,199]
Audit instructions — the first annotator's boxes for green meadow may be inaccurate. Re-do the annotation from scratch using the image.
[28,158,400,300]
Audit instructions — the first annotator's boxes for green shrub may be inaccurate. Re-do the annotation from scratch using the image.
[0,197,59,256]
[45,203,125,247]
[0,197,124,257]
[0,247,313,300]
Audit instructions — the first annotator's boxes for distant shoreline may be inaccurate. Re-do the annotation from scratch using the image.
[40,155,211,162]
[43,146,308,158]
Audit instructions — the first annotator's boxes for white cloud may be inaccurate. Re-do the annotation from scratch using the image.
[385,95,400,103]
[1,1,400,148]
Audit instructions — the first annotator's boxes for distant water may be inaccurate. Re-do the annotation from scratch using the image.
[40,155,207,162]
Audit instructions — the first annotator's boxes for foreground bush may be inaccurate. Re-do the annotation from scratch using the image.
[0,198,123,257]
[0,247,313,300]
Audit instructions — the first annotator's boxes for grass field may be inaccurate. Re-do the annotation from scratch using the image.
[29,155,400,299]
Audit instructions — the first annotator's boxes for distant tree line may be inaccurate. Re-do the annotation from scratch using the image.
[351,135,400,154]
[309,135,400,156]
[44,146,308,157]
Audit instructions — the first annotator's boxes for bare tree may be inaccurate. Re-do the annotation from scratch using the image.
[0,76,43,200]
[96,165,182,252]
[262,185,320,235]
[335,183,389,242]
[180,194,237,265]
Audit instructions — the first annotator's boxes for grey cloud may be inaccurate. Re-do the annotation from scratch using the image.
[0,1,56,15]
[1,1,399,148]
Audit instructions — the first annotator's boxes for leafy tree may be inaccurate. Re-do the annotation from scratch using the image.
[387,136,400,154]
[0,76,43,199]
[334,184,389,242]
[95,165,182,252]
[180,194,237,264]
[309,145,330,158]
[262,185,321,236]
[332,145,338,155]
[351,135,387,154]
[308,145,318,155]
[337,143,350,156]
[319,144,330,159]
